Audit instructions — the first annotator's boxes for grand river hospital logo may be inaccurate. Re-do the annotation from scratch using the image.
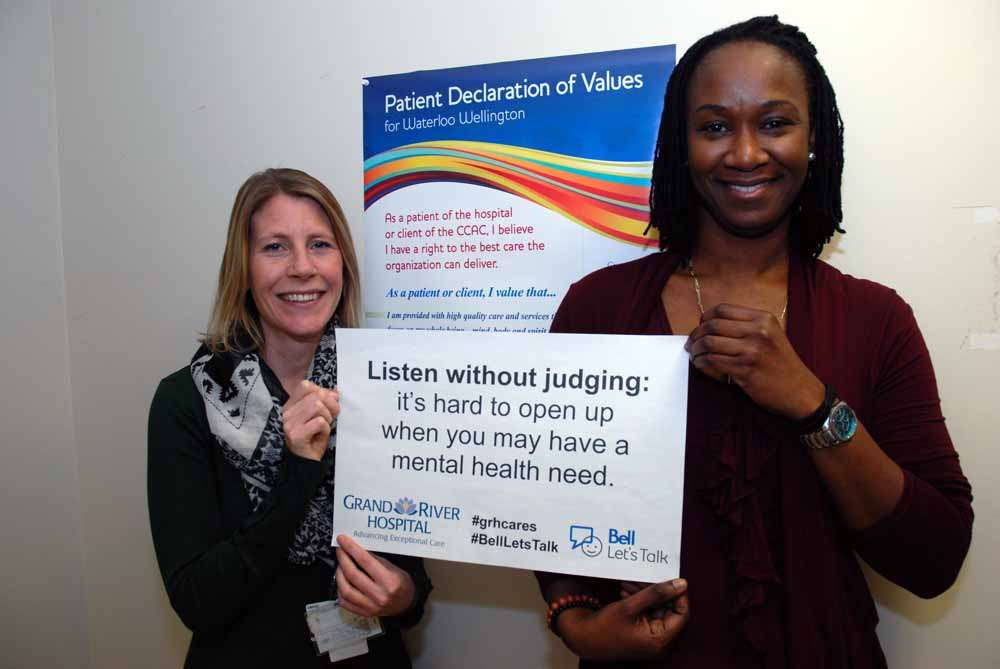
[394,497,417,516]
[569,525,602,558]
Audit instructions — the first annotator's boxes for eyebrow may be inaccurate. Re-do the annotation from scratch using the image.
[693,99,799,113]
[254,232,289,244]
[256,230,336,240]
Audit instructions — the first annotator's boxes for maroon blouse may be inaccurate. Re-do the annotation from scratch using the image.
[536,252,973,669]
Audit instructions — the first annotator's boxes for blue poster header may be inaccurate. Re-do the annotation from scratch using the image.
[363,45,675,161]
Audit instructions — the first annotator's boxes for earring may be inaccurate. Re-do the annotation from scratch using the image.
[808,151,816,162]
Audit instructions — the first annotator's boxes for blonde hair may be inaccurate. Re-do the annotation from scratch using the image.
[202,168,361,353]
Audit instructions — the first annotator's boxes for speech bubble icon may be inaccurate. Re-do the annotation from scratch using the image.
[569,525,596,550]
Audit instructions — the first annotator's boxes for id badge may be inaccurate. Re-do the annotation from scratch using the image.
[305,600,383,661]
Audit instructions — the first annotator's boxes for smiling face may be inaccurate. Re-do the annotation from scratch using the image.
[249,193,343,352]
[686,40,814,241]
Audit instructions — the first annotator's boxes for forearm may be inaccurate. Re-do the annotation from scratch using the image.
[808,421,905,530]
[555,608,599,656]
[536,571,616,656]
[780,374,905,530]
[852,469,972,597]
[807,410,971,596]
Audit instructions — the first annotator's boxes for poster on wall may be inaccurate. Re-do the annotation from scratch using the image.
[362,46,675,331]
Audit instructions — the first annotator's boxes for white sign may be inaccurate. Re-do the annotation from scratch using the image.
[332,328,688,581]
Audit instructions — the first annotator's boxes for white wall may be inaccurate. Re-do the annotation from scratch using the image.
[5,0,997,667]
[0,1,90,667]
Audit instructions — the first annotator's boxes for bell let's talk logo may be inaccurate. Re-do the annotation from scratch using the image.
[571,524,669,564]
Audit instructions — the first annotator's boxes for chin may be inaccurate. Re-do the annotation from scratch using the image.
[268,314,336,344]
[725,219,787,239]
[704,210,786,239]
[295,318,334,339]
[693,192,795,242]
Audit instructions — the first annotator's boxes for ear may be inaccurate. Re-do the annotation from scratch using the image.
[809,127,816,154]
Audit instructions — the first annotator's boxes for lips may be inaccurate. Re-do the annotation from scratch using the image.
[717,177,780,199]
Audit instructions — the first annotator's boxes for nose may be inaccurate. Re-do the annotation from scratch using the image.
[288,245,316,278]
[726,125,768,171]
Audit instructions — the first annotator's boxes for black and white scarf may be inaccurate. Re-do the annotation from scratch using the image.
[191,320,338,567]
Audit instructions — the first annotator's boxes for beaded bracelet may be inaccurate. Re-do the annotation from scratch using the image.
[546,594,602,633]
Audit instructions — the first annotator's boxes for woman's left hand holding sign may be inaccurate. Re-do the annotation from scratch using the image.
[685,304,825,420]
[335,534,417,617]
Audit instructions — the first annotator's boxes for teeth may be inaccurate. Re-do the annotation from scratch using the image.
[282,293,321,303]
[728,183,766,193]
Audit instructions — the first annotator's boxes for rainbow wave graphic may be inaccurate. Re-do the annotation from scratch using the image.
[364,140,658,247]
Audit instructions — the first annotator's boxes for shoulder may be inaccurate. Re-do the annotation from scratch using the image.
[566,252,670,299]
[149,356,209,442]
[811,258,914,327]
[152,364,200,410]
[158,365,198,394]
[808,259,925,378]
[553,252,674,334]
[812,259,895,299]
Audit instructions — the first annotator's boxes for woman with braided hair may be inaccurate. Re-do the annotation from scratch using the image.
[537,16,972,668]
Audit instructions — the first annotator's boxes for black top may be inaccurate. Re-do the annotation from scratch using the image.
[148,365,431,668]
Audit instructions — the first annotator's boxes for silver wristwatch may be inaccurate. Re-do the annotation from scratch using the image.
[800,399,858,450]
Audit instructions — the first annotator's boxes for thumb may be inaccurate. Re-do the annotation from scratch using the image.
[621,579,687,618]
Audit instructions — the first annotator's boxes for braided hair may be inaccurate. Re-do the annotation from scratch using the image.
[649,15,845,259]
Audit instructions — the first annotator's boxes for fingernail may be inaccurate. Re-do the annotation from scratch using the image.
[673,578,687,588]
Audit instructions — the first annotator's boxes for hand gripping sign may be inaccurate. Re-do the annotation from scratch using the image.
[332,328,688,581]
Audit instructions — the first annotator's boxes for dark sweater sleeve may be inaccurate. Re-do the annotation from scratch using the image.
[147,370,332,636]
[851,295,973,598]
[379,553,433,629]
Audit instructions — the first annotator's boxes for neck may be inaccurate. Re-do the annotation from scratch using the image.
[689,216,790,281]
[260,331,320,391]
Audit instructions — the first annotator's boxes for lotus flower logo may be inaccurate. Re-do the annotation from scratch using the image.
[394,497,417,515]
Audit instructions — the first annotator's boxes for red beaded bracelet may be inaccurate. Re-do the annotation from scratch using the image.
[545,594,602,633]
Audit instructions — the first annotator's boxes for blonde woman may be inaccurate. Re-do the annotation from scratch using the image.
[148,168,430,667]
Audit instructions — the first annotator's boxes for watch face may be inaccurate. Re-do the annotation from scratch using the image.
[829,403,858,441]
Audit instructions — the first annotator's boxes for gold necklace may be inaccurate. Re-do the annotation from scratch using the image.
[686,259,788,323]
